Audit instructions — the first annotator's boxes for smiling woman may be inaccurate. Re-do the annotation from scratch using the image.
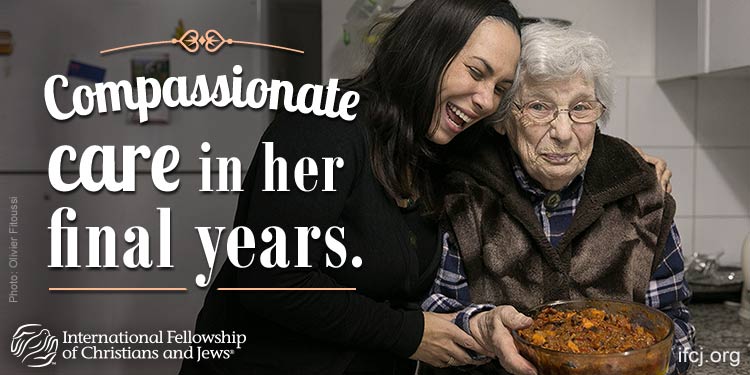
[428,18,519,145]
[182,1,524,374]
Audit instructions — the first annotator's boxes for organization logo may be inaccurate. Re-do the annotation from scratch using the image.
[10,324,58,367]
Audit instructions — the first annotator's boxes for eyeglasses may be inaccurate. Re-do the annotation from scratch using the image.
[513,100,606,126]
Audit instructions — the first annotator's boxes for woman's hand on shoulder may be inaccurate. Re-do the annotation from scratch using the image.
[635,147,673,193]
[468,306,538,375]
[409,312,493,368]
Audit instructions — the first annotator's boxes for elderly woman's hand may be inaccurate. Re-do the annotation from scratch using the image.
[634,147,673,193]
[410,312,494,368]
[468,306,538,375]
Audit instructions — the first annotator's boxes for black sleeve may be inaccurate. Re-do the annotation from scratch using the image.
[231,111,423,357]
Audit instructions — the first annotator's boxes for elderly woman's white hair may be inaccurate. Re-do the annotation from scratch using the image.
[506,21,614,125]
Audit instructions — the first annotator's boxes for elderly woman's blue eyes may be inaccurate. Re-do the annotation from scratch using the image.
[529,102,549,111]
[572,103,592,111]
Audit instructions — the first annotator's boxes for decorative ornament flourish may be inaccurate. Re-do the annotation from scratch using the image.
[100,29,304,55]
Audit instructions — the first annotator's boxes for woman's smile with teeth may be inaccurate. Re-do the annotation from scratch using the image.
[447,102,472,126]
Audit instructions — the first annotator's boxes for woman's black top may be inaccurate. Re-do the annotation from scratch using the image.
[180,108,440,374]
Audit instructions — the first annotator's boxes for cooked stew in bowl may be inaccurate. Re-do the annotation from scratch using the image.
[518,306,657,354]
[511,300,674,375]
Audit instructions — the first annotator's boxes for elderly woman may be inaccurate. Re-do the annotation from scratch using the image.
[423,22,694,375]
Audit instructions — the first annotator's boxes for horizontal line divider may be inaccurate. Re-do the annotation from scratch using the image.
[49,287,187,291]
[218,288,356,291]
[0,170,239,175]
[676,215,750,219]
[48,287,356,292]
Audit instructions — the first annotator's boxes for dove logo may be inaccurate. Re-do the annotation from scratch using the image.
[10,324,58,367]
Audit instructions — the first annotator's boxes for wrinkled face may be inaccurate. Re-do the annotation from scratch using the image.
[427,18,520,145]
[503,75,598,191]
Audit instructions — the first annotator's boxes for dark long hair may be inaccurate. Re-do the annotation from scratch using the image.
[344,0,520,213]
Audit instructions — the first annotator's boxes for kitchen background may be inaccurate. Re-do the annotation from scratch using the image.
[1,0,748,374]
[323,0,750,266]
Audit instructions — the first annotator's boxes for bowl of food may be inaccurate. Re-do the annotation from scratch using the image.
[512,299,673,375]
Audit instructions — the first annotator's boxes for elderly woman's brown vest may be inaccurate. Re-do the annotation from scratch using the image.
[442,132,676,311]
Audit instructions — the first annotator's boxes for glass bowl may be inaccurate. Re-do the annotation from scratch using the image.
[511,299,673,375]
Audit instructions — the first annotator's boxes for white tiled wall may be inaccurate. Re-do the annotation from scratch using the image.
[515,0,656,77]
[619,77,750,265]
[639,147,695,217]
[697,78,750,147]
[695,217,750,265]
[514,1,750,266]
[605,78,628,140]
[695,148,750,217]
[626,78,697,147]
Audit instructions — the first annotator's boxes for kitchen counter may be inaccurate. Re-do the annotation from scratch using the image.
[688,303,750,374]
